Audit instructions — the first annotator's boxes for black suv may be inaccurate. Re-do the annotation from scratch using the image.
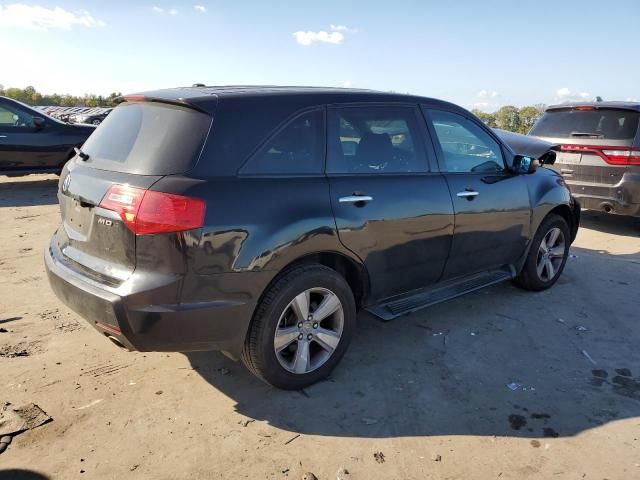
[530,102,640,217]
[45,86,580,389]
[0,96,95,175]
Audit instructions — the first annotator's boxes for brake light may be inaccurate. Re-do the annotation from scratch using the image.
[575,106,594,111]
[560,145,640,165]
[99,184,205,234]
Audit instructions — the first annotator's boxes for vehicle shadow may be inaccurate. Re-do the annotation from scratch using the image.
[0,178,58,207]
[0,470,50,480]
[184,245,640,439]
[580,210,640,237]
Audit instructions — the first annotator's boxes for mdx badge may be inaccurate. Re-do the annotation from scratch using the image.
[97,217,113,226]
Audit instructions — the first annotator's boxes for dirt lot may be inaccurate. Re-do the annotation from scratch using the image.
[1,174,639,480]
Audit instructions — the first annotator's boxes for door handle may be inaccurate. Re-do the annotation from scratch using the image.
[456,191,479,199]
[0,135,7,138]
[561,169,573,174]
[339,195,373,204]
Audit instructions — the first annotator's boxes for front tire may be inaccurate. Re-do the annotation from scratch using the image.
[241,264,356,390]
[515,214,570,291]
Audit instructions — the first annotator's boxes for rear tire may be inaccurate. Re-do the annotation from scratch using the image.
[241,264,356,390]
[514,214,570,291]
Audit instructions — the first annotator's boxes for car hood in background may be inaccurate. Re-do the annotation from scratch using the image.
[493,128,559,160]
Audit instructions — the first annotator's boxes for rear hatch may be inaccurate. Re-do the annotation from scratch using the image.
[54,100,212,286]
[529,106,640,186]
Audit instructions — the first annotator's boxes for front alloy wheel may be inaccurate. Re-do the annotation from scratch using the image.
[536,227,566,282]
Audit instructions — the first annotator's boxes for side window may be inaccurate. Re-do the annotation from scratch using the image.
[327,106,427,174]
[426,109,505,173]
[0,103,35,128]
[241,109,323,175]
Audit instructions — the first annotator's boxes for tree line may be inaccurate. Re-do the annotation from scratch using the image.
[471,105,547,134]
[1,85,548,133]
[0,85,124,108]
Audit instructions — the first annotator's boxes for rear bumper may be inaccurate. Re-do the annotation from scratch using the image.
[44,240,262,356]
[567,172,640,217]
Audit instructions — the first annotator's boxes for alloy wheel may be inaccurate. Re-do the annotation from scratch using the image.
[536,227,566,282]
[273,287,344,374]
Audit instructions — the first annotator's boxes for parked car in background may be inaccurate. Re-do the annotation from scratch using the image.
[529,102,640,217]
[45,86,580,389]
[69,108,113,126]
[0,96,95,175]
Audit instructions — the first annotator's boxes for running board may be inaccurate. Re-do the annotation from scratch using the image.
[366,267,515,321]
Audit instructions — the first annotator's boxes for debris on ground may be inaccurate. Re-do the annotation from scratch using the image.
[575,326,588,332]
[431,454,442,462]
[238,418,255,427]
[0,402,52,454]
[373,451,386,464]
[0,435,12,454]
[337,467,350,479]
[0,328,7,333]
[362,417,378,425]
[284,434,300,445]
[556,318,565,324]
[506,382,523,391]
[301,473,317,480]
[217,367,230,375]
[582,350,597,365]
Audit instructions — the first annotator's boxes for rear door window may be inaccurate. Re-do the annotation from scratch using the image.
[426,109,505,173]
[530,109,640,140]
[81,102,212,175]
[240,109,324,175]
[327,106,427,174]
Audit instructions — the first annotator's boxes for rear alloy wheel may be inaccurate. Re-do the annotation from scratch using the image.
[242,264,356,389]
[91,119,101,125]
[274,288,344,374]
[515,214,570,291]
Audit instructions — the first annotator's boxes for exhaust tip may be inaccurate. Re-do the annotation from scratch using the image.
[106,335,127,350]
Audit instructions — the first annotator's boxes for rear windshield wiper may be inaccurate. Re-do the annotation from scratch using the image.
[74,147,90,161]
[570,131,604,138]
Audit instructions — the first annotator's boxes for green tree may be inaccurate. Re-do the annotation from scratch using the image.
[518,106,541,134]
[494,106,521,132]
[471,109,497,128]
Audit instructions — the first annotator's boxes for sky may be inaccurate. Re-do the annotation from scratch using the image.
[0,0,638,111]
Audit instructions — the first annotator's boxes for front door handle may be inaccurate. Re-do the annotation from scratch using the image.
[456,190,479,199]
[339,195,373,204]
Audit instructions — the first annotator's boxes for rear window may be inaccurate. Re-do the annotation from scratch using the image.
[81,102,212,175]
[530,108,639,140]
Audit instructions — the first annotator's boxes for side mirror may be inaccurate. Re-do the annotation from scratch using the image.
[512,155,538,174]
[33,117,46,129]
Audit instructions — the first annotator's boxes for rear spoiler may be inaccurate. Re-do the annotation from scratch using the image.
[120,88,218,114]
[494,129,559,165]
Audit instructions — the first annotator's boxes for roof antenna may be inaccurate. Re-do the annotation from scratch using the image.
[594,96,603,102]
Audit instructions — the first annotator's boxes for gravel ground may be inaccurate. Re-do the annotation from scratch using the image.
[1,174,639,480]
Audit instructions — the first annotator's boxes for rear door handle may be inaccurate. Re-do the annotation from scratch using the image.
[456,191,479,198]
[561,169,574,174]
[339,195,373,204]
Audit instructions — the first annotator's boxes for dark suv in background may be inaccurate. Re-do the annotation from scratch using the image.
[45,86,579,389]
[530,102,640,217]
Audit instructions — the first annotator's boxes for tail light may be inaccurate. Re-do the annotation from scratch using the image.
[560,145,640,165]
[99,184,205,235]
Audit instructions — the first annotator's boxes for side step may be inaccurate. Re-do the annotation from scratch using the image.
[366,267,515,321]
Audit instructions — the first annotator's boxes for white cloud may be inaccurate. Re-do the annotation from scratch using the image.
[330,24,357,33]
[556,87,592,102]
[293,30,344,46]
[472,101,501,112]
[477,89,498,99]
[194,5,207,12]
[152,6,178,15]
[342,80,353,88]
[0,4,105,30]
